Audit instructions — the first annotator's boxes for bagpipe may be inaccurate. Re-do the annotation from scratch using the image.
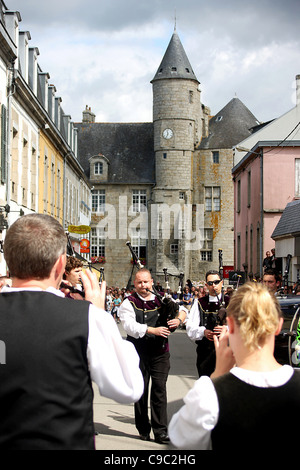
[202,249,227,331]
[126,241,180,330]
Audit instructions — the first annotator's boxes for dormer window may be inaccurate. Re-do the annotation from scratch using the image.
[89,154,109,182]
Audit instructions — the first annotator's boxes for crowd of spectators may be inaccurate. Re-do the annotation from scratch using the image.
[103,279,235,325]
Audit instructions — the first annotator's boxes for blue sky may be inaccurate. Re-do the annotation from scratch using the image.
[7,0,300,124]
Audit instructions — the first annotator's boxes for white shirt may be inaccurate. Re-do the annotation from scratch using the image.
[119,292,188,338]
[118,293,151,339]
[1,286,144,404]
[168,365,294,450]
[186,298,205,341]
[186,295,223,342]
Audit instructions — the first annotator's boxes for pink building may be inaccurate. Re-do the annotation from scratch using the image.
[232,74,300,278]
[232,141,300,278]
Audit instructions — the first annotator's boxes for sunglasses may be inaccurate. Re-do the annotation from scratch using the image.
[207,280,222,286]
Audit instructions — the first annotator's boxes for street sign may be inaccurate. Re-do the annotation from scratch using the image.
[68,225,91,234]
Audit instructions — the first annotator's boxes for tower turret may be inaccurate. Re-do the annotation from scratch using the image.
[150,29,203,283]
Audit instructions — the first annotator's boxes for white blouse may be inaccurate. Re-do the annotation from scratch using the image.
[168,365,294,450]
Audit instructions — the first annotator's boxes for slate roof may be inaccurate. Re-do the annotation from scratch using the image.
[198,97,260,150]
[75,122,155,184]
[151,30,199,83]
[272,200,300,239]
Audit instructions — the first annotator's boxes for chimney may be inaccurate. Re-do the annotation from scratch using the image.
[82,105,95,123]
[296,75,300,107]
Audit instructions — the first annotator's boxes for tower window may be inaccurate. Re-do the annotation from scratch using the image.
[201,228,213,261]
[171,67,177,72]
[130,228,147,260]
[163,153,167,159]
[215,116,223,122]
[132,189,147,213]
[92,189,105,212]
[201,251,212,262]
[185,68,190,73]
[205,186,221,212]
[212,151,219,164]
[91,227,105,258]
[170,244,178,254]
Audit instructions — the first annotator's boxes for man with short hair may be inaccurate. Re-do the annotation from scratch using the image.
[186,270,230,377]
[64,256,83,288]
[119,268,186,444]
[263,268,281,294]
[0,214,143,450]
[60,256,85,299]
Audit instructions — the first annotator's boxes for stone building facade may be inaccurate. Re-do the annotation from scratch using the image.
[76,29,260,289]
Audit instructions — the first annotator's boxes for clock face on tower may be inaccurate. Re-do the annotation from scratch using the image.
[162,128,173,139]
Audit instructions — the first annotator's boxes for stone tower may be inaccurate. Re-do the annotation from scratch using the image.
[149,29,203,286]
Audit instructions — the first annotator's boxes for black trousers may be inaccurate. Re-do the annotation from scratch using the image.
[196,338,216,377]
[134,350,170,437]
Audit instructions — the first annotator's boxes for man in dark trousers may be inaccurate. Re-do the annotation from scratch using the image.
[119,268,186,444]
[0,214,143,450]
[186,270,230,377]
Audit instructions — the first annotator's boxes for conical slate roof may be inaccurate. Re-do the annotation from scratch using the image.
[199,97,260,149]
[151,30,199,83]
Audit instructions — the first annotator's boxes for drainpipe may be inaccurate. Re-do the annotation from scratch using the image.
[6,59,16,224]
[63,154,67,228]
[260,148,263,278]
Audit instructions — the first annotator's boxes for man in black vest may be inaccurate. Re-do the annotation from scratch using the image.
[186,270,230,377]
[119,268,186,444]
[0,214,143,450]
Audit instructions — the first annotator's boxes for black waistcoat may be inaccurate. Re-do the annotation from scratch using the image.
[211,371,300,449]
[198,294,229,330]
[126,292,169,355]
[0,291,94,450]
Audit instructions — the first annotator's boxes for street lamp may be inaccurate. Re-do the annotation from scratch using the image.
[236,146,253,153]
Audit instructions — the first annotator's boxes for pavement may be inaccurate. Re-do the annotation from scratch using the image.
[93,324,198,451]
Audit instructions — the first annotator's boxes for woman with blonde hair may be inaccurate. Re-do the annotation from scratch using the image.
[169,282,300,450]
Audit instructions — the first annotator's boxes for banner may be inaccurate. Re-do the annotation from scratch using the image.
[68,225,91,234]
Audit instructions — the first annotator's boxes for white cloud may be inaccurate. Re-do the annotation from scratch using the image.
[7,0,300,124]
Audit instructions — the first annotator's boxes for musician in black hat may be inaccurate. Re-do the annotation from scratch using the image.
[119,268,186,444]
[186,270,230,377]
